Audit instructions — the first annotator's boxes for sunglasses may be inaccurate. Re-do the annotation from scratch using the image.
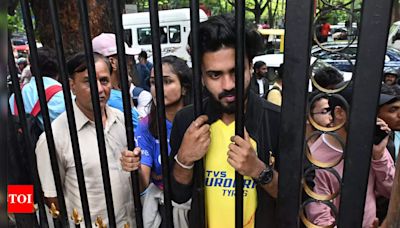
[311,107,332,115]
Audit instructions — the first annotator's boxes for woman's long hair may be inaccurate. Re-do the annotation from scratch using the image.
[148,55,192,138]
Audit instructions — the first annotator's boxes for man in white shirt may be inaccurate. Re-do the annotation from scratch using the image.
[250,61,269,98]
[35,52,141,227]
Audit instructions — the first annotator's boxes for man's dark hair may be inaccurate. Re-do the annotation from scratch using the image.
[188,14,264,63]
[313,66,344,89]
[67,52,112,79]
[36,47,59,80]
[253,61,266,71]
[139,50,148,59]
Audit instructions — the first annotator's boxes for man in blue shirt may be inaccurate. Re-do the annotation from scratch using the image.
[92,33,140,129]
[137,50,153,91]
[9,47,65,128]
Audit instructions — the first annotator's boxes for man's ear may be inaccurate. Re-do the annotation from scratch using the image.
[109,57,118,71]
[69,78,76,95]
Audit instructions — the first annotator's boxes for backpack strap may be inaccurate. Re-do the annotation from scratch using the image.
[14,85,62,117]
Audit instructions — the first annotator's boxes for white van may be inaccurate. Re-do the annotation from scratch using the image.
[388,21,400,51]
[122,8,208,65]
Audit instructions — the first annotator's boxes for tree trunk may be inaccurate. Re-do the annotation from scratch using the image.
[30,0,114,57]
[393,0,400,23]
[254,2,262,24]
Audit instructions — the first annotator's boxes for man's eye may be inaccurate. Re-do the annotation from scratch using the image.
[149,79,155,85]
[207,72,221,79]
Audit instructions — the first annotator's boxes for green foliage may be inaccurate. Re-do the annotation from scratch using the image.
[0,12,6,30]
[7,5,25,34]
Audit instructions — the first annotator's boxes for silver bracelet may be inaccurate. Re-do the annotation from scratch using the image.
[174,154,194,169]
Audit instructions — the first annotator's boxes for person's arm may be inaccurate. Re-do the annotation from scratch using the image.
[169,114,210,203]
[372,119,396,198]
[172,115,210,185]
[120,147,144,190]
[305,169,336,226]
[227,129,278,198]
[35,130,65,211]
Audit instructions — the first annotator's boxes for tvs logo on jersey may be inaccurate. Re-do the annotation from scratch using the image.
[8,185,34,213]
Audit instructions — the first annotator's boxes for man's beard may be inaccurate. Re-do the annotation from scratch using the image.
[208,86,250,115]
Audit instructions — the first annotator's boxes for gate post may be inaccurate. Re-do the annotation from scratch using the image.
[277,0,314,227]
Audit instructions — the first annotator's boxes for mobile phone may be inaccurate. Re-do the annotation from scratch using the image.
[374,125,388,145]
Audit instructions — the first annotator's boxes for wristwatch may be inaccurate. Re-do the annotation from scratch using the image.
[253,166,273,185]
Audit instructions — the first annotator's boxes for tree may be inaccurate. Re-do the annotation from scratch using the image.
[7,0,120,57]
[393,0,400,23]
[7,4,25,34]
[226,0,280,25]
[31,0,118,57]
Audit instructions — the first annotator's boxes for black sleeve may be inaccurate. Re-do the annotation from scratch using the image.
[267,106,281,171]
[169,106,195,203]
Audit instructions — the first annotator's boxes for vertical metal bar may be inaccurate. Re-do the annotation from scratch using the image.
[109,1,143,227]
[7,39,49,228]
[277,0,314,227]
[76,0,116,226]
[1,25,7,227]
[338,0,394,226]
[19,0,69,227]
[234,1,245,228]
[46,0,92,226]
[189,1,205,227]
[148,1,174,227]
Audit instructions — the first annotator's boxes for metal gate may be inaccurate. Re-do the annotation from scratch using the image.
[6,0,398,227]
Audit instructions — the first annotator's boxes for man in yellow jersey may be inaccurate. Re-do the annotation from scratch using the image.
[169,14,280,227]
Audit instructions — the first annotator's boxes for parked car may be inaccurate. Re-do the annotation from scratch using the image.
[11,37,29,58]
[311,42,400,74]
[329,23,358,41]
[253,53,352,92]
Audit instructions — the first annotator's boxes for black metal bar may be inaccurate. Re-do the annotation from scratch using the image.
[7,38,49,228]
[46,0,92,226]
[234,1,245,228]
[277,0,314,227]
[148,1,174,227]
[189,1,205,227]
[52,217,62,228]
[1,27,6,228]
[338,0,394,226]
[76,0,116,226]
[109,1,143,227]
[19,1,69,227]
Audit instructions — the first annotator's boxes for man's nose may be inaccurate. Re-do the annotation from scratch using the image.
[97,80,104,95]
[221,74,235,91]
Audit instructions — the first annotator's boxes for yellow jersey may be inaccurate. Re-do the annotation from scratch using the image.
[205,120,257,228]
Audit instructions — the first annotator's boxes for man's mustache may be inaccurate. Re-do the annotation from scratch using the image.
[218,90,236,99]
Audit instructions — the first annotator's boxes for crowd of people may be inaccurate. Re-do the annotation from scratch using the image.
[8,13,399,228]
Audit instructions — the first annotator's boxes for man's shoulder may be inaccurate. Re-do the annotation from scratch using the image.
[47,111,70,142]
[108,105,125,122]
[253,94,281,114]
[174,104,195,126]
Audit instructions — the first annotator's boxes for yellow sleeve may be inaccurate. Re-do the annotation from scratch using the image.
[267,89,282,106]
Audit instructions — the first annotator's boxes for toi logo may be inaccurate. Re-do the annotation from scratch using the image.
[8,185,34,213]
